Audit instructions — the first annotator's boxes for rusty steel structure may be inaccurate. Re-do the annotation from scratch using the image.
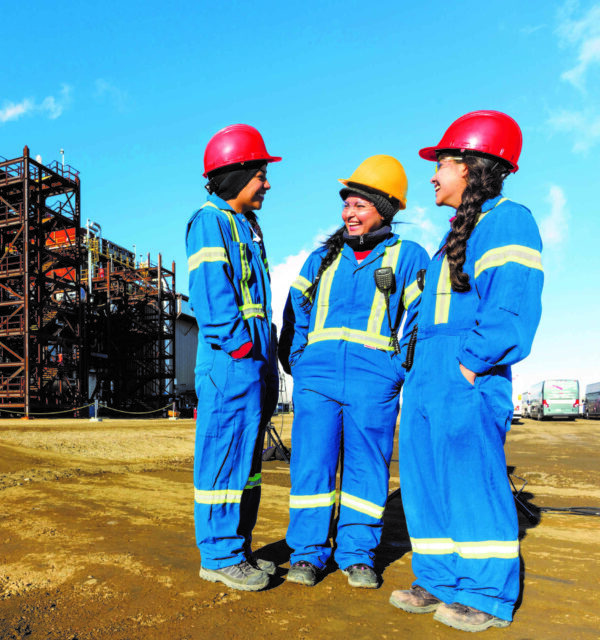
[0,147,176,417]
[0,146,84,415]
[85,239,176,412]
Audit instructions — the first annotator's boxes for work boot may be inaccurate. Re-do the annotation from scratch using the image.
[434,603,511,632]
[341,564,379,589]
[247,553,277,576]
[199,560,270,591]
[389,585,441,613]
[286,561,319,586]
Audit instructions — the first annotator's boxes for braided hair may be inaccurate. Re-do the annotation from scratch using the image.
[445,154,511,292]
[301,226,346,308]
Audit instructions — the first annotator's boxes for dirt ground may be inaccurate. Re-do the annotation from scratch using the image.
[0,413,598,640]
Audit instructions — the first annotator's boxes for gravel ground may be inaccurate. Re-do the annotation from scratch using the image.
[0,415,598,639]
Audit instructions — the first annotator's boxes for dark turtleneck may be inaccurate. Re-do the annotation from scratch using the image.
[343,224,392,251]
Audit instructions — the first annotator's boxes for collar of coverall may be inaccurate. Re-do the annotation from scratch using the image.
[343,224,392,251]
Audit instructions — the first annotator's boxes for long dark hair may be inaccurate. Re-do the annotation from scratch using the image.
[301,226,345,307]
[446,154,510,292]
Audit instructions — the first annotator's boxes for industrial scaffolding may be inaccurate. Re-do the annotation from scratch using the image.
[0,147,176,417]
[85,239,176,412]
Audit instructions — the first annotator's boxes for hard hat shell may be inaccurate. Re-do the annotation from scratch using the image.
[203,124,282,177]
[419,110,522,173]
[338,155,408,210]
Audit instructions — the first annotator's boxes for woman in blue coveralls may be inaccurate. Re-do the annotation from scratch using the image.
[389,111,544,632]
[186,124,281,591]
[279,155,429,589]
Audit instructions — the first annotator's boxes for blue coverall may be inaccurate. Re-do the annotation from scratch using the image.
[399,196,543,621]
[284,234,429,570]
[186,193,278,570]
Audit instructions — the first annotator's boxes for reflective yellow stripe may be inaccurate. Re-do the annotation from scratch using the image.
[244,473,262,490]
[308,241,402,349]
[237,242,254,308]
[410,537,519,559]
[474,245,543,278]
[367,240,402,335]
[403,279,421,308]
[340,491,384,520]
[308,327,393,351]
[218,207,265,317]
[433,198,508,325]
[194,488,243,505]
[291,274,313,298]
[239,304,266,320]
[188,247,228,272]
[434,256,451,325]
[222,209,240,242]
[289,491,336,509]
[476,197,507,226]
[313,253,342,331]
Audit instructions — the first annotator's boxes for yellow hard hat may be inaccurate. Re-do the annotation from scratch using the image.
[338,155,407,210]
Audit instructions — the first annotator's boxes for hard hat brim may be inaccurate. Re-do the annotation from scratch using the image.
[203,155,281,178]
[418,146,438,162]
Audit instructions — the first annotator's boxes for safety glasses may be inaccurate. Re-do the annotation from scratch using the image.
[435,157,464,172]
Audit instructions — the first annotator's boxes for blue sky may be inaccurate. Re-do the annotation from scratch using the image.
[2,0,599,397]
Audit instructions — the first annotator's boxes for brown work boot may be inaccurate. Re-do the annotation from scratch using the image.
[434,603,511,632]
[389,585,441,613]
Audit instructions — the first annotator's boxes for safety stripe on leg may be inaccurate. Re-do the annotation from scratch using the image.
[289,491,336,509]
[410,537,519,559]
[194,488,243,505]
[340,491,384,520]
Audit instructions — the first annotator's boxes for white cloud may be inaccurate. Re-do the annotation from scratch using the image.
[0,85,71,125]
[40,84,72,119]
[95,79,127,111]
[395,205,441,257]
[557,2,600,89]
[0,99,34,123]
[539,185,569,247]
[270,249,310,331]
[548,108,600,152]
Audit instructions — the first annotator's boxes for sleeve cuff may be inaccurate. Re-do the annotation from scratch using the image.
[457,349,494,375]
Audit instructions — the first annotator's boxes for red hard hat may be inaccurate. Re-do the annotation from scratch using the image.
[419,110,522,173]
[203,124,282,177]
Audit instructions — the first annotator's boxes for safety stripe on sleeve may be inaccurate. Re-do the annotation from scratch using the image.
[291,274,313,297]
[340,491,385,520]
[308,326,394,350]
[188,247,229,272]
[244,473,262,490]
[194,487,243,505]
[474,244,543,278]
[410,537,519,559]
[289,491,336,509]
[402,279,422,308]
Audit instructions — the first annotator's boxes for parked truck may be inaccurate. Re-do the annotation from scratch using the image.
[528,379,579,421]
[583,382,600,419]
[521,390,530,418]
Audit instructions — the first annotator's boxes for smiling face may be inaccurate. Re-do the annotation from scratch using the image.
[229,165,270,213]
[341,195,384,235]
[430,155,468,209]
